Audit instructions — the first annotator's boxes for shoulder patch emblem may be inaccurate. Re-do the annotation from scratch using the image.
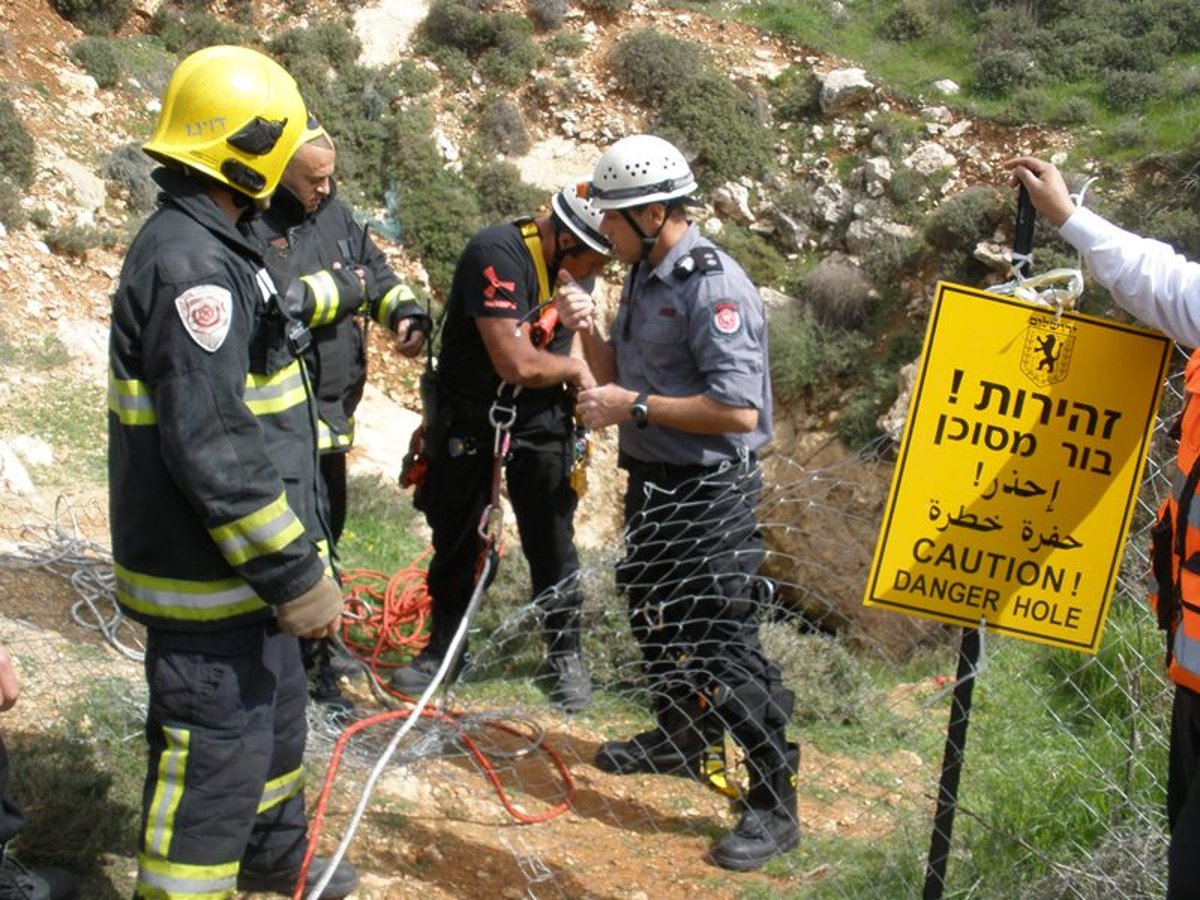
[712,300,741,336]
[175,285,233,352]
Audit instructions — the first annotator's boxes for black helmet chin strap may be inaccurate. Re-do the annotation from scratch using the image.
[619,208,661,261]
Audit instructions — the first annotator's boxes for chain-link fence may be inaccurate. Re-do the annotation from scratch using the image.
[0,351,1188,898]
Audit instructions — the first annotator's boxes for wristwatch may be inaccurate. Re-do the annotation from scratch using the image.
[630,389,650,430]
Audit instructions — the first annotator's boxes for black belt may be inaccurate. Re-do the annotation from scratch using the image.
[619,452,754,482]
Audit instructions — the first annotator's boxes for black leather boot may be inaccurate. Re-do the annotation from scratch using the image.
[306,640,354,714]
[710,741,800,871]
[389,641,467,694]
[594,694,721,778]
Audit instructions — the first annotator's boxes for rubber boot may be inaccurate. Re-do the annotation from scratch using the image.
[0,852,78,900]
[307,640,354,715]
[542,600,592,713]
[710,741,800,871]
[390,634,468,695]
[594,692,721,778]
[237,855,358,898]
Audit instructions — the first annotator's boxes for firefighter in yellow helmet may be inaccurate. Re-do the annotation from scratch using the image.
[110,45,357,899]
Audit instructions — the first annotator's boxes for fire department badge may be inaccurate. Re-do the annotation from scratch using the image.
[712,300,742,336]
[175,285,233,352]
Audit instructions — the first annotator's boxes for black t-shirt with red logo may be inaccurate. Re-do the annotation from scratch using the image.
[437,222,574,438]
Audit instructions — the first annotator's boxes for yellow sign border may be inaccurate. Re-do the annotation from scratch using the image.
[863,281,1171,653]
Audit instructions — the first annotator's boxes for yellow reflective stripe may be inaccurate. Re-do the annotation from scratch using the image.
[374,282,417,327]
[301,270,339,327]
[207,492,304,567]
[243,361,306,417]
[136,852,238,899]
[317,539,332,577]
[115,563,266,622]
[257,765,304,814]
[518,220,550,303]
[317,417,354,452]
[109,372,157,426]
[145,726,189,859]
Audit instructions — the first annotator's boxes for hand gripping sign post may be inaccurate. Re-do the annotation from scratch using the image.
[864,263,1170,893]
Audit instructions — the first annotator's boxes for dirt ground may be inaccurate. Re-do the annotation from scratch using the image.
[0,524,939,899]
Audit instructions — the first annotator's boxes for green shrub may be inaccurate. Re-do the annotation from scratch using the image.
[270,22,362,82]
[716,224,787,288]
[609,28,707,107]
[386,104,480,294]
[464,159,544,224]
[105,142,158,214]
[70,37,121,88]
[292,64,410,204]
[1102,69,1165,112]
[867,109,923,156]
[836,365,899,449]
[658,71,774,183]
[973,46,1038,97]
[479,41,541,88]
[768,302,867,404]
[394,59,438,97]
[110,35,177,97]
[881,0,933,41]
[424,45,474,88]
[889,166,931,209]
[0,98,35,190]
[576,0,631,14]
[43,224,122,258]
[149,6,252,55]
[546,31,586,59]
[768,64,821,122]
[925,185,1005,255]
[530,0,568,31]
[0,177,24,229]
[802,255,874,328]
[419,0,537,86]
[760,625,869,726]
[1132,204,1200,260]
[50,0,131,35]
[394,172,481,294]
[7,689,142,872]
[475,94,529,156]
[420,0,496,56]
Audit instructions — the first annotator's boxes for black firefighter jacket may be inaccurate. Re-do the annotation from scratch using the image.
[108,167,328,633]
[252,180,425,453]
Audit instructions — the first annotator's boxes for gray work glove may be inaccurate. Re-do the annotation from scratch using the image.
[276,576,343,637]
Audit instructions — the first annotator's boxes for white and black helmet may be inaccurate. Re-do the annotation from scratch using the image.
[589,134,697,210]
[551,180,610,255]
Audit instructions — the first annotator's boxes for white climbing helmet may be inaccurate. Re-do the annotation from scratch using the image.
[551,180,610,255]
[589,134,697,210]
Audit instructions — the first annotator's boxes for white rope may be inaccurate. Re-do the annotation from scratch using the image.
[0,496,142,661]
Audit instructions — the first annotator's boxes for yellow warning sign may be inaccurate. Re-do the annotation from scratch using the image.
[864,282,1171,653]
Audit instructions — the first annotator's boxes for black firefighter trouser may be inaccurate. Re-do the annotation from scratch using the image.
[415,429,584,658]
[135,622,310,899]
[1168,682,1200,898]
[618,456,793,794]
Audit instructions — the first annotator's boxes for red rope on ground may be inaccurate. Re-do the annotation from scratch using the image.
[296,558,577,898]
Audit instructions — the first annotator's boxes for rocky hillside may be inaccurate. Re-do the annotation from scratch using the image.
[0,0,1071,542]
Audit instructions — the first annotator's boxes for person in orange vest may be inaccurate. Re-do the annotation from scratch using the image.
[1008,155,1200,899]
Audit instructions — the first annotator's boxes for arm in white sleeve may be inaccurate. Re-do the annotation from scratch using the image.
[1060,205,1200,346]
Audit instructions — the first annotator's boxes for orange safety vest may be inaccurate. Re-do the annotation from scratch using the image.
[1152,349,1200,692]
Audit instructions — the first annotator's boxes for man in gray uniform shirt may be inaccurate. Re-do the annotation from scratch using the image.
[557,134,799,871]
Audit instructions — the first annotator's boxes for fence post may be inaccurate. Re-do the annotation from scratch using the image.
[922,625,982,900]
